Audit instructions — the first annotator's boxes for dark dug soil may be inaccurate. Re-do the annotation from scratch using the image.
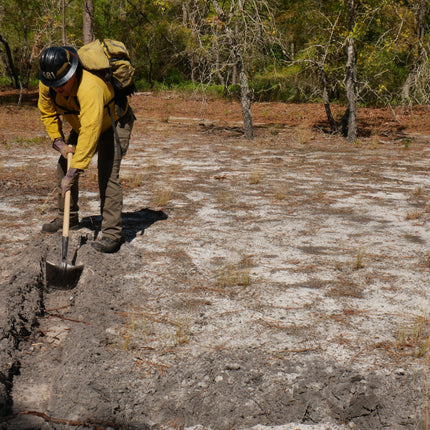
[1,90,430,429]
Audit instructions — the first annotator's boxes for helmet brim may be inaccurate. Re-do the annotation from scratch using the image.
[39,53,79,88]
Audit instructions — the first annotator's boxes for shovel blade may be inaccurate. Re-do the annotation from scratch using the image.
[46,260,84,290]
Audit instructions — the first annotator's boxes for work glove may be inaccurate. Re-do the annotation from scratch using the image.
[61,168,81,197]
[53,138,76,159]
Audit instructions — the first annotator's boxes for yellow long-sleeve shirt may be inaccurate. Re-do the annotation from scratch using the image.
[38,69,126,170]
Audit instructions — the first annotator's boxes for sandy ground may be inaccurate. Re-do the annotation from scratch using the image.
[1,92,430,429]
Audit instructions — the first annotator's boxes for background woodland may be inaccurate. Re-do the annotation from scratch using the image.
[1,0,429,140]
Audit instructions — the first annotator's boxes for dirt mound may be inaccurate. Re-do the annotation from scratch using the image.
[1,237,425,430]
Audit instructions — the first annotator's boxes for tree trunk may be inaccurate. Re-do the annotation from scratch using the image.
[210,0,254,139]
[416,0,426,55]
[62,0,66,44]
[401,0,428,104]
[345,38,357,142]
[239,66,254,139]
[0,34,19,88]
[231,21,239,85]
[345,0,357,142]
[20,13,31,89]
[83,0,94,44]
[215,48,224,86]
[321,67,337,133]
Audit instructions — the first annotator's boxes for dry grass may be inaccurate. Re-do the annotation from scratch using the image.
[327,282,364,299]
[413,185,423,197]
[216,256,252,289]
[274,184,287,200]
[310,187,326,202]
[369,134,382,149]
[151,187,172,207]
[121,172,146,188]
[216,189,235,205]
[296,127,314,145]
[249,167,263,185]
[172,317,192,346]
[145,155,160,171]
[217,264,250,288]
[406,210,425,221]
[396,316,430,358]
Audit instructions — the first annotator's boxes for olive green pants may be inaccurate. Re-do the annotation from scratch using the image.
[57,107,135,242]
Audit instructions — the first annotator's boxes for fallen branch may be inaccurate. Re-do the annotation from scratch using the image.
[42,313,91,325]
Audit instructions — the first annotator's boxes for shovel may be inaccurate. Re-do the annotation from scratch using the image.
[46,151,84,289]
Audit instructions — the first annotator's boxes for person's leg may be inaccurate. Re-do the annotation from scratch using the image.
[92,107,134,252]
[97,128,123,243]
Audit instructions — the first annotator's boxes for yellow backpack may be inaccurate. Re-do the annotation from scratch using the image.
[78,39,135,97]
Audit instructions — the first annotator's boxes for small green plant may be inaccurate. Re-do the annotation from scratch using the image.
[13,136,48,147]
[403,138,411,149]
[29,136,48,146]
[354,246,366,270]
[1,137,11,150]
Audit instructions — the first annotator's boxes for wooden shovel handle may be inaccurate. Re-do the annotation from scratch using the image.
[62,151,73,239]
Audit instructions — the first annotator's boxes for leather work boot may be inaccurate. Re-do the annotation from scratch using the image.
[91,237,121,253]
[41,215,80,233]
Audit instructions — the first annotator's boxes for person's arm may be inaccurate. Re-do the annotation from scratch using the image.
[37,82,64,141]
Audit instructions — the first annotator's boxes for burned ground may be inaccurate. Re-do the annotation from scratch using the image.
[1,91,430,429]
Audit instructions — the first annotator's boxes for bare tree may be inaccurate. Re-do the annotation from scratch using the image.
[0,34,19,88]
[210,0,254,139]
[344,0,357,142]
[183,0,281,140]
[83,0,94,44]
[286,1,361,139]
[401,0,429,104]
[317,12,342,134]
[287,9,343,135]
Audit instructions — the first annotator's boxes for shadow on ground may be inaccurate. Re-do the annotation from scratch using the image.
[79,208,168,242]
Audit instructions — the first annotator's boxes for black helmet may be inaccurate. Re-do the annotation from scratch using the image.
[39,46,79,87]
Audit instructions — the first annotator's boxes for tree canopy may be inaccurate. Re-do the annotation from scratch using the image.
[0,0,429,107]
